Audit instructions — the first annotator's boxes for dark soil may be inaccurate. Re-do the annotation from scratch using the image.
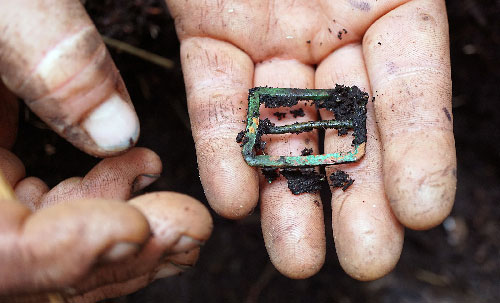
[281,168,326,195]
[312,84,368,145]
[300,148,313,156]
[289,108,305,118]
[261,167,327,195]
[261,167,280,183]
[329,171,354,191]
[235,130,246,146]
[11,0,500,302]
[273,112,287,120]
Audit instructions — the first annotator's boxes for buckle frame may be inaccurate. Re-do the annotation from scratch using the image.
[240,86,367,168]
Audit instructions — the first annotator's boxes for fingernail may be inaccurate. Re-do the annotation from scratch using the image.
[132,174,161,193]
[171,235,204,254]
[100,242,140,262]
[83,94,139,152]
[153,263,184,280]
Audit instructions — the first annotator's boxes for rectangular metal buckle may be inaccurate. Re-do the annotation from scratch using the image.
[240,86,367,168]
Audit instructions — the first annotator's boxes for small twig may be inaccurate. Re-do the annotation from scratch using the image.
[102,36,175,70]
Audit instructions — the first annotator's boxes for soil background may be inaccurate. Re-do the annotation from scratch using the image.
[12,0,500,302]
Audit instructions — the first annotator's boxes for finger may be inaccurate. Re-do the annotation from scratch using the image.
[0,82,19,149]
[69,248,201,303]
[316,44,403,280]
[255,59,325,279]
[14,177,49,210]
[0,0,139,157]
[67,192,212,299]
[130,192,212,250]
[1,199,150,294]
[35,148,162,209]
[180,37,258,219]
[0,148,25,188]
[69,274,151,303]
[363,0,456,229]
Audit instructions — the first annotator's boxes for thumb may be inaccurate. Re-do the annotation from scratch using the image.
[0,0,139,157]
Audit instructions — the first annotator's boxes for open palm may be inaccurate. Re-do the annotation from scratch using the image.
[167,0,456,279]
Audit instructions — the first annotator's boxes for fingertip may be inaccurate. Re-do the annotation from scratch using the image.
[14,176,49,210]
[129,192,213,245]
[198,146,260,219]
[128,147,163,172]
[271,251,325,279]
[384,132,457,230]
[388,176,456,231]
[333,192,404,281]
[1,5,140,158]
[261,181,326,280]
[0,148,25,187]
[204,177,260,220]
[81,94,140,156]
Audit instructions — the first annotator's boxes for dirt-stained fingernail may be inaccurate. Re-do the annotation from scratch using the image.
[99,242,140,263]
[153,262,185,280]
[82,94,139,152]
[132,174,161,193]
[170,235,204,254]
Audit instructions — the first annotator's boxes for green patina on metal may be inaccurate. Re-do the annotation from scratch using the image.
[240,86,368,168]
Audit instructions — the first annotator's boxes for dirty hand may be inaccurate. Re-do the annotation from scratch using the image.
[167,0,456,280]
[0,1,212,302]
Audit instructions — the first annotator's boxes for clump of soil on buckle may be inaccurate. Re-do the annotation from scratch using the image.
[329,170,354,191]
[290,108,305,117]
[236,118,275,152]
[313,84,368,145]
[281,168,326,195]
[235,130,248,147]
[255,118,275,151]
[273,112,287,120]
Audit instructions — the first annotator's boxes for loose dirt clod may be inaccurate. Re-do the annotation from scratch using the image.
[261,167,327,195]
[236,130,246,146]
[329,170,354,191]
[255,118,275,151]
[281,168,326,195]
[313,84,368,145]
[301,148,313,156]
[273,112,287,120]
